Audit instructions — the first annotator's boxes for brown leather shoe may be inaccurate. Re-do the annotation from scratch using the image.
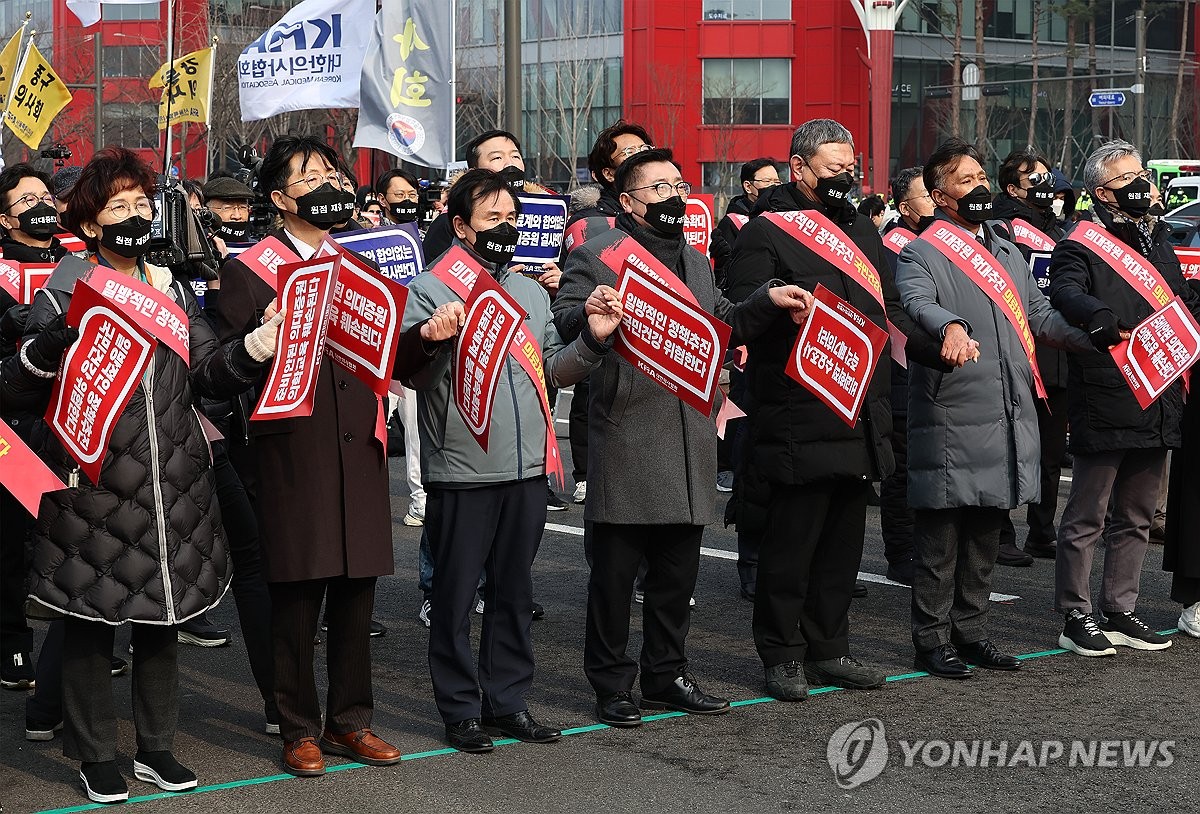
[282,737,326,777]
[319,728,402,766]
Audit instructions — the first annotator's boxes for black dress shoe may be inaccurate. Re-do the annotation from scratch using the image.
[956,639,1022,671]
[595,692,642,728]
[445,719,494,753]
[915,643,973,679]
[1024,539,1056,559]
[481,710,561,743]
[853,582,868,598]
[641,673,730,715]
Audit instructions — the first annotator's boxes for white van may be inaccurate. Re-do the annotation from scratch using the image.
[1166,176,1200,213]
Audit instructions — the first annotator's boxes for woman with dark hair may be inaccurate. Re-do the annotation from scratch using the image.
[19,146,282,803]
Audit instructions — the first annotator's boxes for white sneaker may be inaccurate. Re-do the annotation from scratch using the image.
[572,481,587,504]
[419,599,432,628]
[1179,603,1200,638]
[403,510,424,527]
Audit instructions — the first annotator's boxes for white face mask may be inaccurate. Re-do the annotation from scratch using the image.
[1051,198,1066,219]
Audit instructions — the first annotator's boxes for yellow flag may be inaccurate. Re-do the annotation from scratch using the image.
[3,42,72,150]
[0,29,22,111]
[149,47,213,130]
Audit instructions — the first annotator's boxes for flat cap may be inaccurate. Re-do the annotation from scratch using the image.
[203,176,255,201]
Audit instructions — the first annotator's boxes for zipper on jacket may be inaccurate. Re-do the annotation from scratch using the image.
[142,356,177,624]
[507,359,523,477]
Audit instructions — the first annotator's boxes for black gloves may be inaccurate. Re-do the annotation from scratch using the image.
[25,314,79,373]
[1087,309,1122,351]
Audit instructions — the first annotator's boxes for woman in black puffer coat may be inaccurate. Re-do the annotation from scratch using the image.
[15,147,281,804]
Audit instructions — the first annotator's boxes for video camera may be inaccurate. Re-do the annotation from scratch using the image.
[146,174,219,281]
[234,144,277,240]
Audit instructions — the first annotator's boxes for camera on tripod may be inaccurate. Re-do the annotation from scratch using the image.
[146,174,219,280]
[234,143,276,239]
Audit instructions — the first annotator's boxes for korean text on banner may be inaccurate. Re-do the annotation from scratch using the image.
[785,284,889,427]
[613,262,731,416]
[252,256,340,420]
[1110,298,1200,409]
[1177,248,1200,281]
[85,265,191,365]
[46,278,157,485]
[0,258,17,300]
[149,47,213,130]
[513,193,570,265]
[454,268,525,452]
[236,236,300,289]
[0,422,66,516]
[2,41,71,150]
[237,0,374,122]
[331,223,424,284]
[353,0,454,169]
[319,240,409,396]
[684,195,715,268]
[0,28,22,110]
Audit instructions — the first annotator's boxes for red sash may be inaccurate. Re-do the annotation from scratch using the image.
[761,209,906,365]
[595,231,701,306]
[430,248,565,488]
[85,264,191,365]
[882,227,916,256]
[726,213,749,231]
[918,222,1047,399]
[237,236,301,289]
[1066,221,1172,310]
[0,422,67,515]
[1009,218,1056,253]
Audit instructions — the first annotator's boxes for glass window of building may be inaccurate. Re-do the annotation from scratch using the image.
[702,0,791,21]
[102,46,162,79]
[103,103,159,150]
[102,1,159,20]
[703,58,790,125]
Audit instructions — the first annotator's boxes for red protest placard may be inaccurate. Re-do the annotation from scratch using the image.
[0,258,19,300]
[251,256,340,421]
[21,263,54,304]
[785,284,889,427]
[1178,248,1200,281]
[0,423,68,515]
[84,265,191,365]
[454,267,525,452]
[1110,297,1200,409]
[318,241,409,397]
[684,195,715,267]
[613,260,731,416]
[46,279,158,485]
[236,236,300,289]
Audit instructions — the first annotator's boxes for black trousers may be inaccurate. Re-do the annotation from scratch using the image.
[880,412,914,569]
[1027,386,1069,545]
[753,480,868,666]
[426,479,544,725]
[62,619,176,763]
[568,374,590,483]
[269,576,376,742]
[584,523,702,697]
[911,506,1003,651]
[211,440,274,709]
[27,619,64,724]
[0,486,33,661]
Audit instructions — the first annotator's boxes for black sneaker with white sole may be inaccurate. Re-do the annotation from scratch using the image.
[133,750,197,792]
[25,716,62,741]
[1099,611,1173,651]
[176,612,230,647]
[80,760,128,803]
[1059,609,1117,657]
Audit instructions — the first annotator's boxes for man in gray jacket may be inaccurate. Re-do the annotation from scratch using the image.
[896,138,1092,679]
[401,169,623,753]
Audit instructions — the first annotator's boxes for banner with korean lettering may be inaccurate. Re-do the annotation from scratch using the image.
[330,223,424,284]
[785,284,889,427]
[84,265,190,364]
[684,195,715,267]
[149,47,213,129]
[319,240,408,396]
[46,278,157,485]
[0,421,67,516]
[1177,248,1200,281]
[0,257,17,300]
[454,267,525,452]
[613,261,731,416]
[237,0,374,122]
[2,41,71,150]
[1111,298,1200,409]
[236,236,300,289]
[0,28,22,112]
[353,0,453,169]
[252,256,340,420]
[20,263,53,304]
[513,193,569,265]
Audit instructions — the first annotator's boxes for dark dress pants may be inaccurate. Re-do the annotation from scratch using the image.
[1027,387,1069,545]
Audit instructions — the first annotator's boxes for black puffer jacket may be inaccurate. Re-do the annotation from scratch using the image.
[16,263,264,625]
[1048,205,1200,453]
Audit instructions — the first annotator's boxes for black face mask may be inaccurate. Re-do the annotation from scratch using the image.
[17,202,60,239]
[390,201,419,223]
[1027,181,1056,208]
[952,185,994,224]
[809,168,854,209]
[915,214,938,234]
[1148,201,1167,218]
[498,165,526,192]
[290,183,355,228]
[641,195,686,236]
[216,220,250,241]
[101,215,153,258]
[472,222,519,266]
[1104,177,1153,219]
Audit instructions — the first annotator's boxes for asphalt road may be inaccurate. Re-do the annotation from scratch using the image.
[3,394,1197,814]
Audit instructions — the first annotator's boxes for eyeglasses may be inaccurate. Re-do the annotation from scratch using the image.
[389,191,420,202]
[615,143,653,160]
[900,193,933,205]
[10,192,55,211]
[286,171,347,192]
[102,198,154,220]
[1024,171,1054,187]
[210,203,250,215]
[629,181,691,199]
[751,177,781,188]
[1100,169,1151,188]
